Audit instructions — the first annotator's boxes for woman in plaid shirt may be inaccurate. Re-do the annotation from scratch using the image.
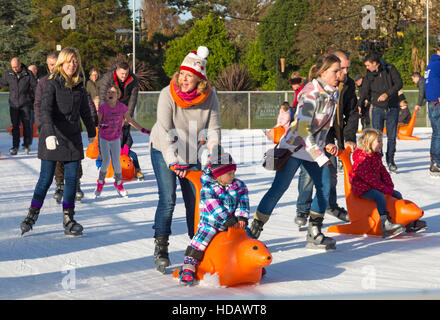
[179,151,249,286]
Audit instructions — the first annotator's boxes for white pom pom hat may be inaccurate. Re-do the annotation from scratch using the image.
[180,46,209,80]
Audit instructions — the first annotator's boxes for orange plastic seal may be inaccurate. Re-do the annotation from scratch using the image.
[171,169,272,286]
[327,146,424,236]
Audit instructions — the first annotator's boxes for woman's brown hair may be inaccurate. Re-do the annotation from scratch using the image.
[308,53,341,82]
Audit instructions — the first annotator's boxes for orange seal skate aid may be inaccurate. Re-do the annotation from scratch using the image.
[327,146,424,236]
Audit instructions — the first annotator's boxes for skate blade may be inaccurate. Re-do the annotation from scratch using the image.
[382,228,404,239]
[64,231,83,238]
[305,242,336,251]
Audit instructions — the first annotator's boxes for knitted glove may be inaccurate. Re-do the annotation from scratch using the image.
[170,162,189,171]
[141,128,151,135]
[95,155,102,169]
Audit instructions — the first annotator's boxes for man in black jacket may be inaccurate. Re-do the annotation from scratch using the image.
[358,53,403,173]
[99,61,144,179]
[0,57,37,155]
[295,50,359,227]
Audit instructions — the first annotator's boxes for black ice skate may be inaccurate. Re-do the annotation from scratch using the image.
[306,215,336,250]
[53,181,64,204]
[405,219,427,233]
[429,161,440,177]
[325,206,350,222]
[294,212,309,231]
[20,206,40,235]
[75,181,84,202]
[63,208,83,237]
[154,236,170,274]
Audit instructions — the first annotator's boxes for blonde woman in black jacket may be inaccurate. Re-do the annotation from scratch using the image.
[20,48,96,237]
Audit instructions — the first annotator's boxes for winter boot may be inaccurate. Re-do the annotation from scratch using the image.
[295,212,309,230]
[179,257,199,286]
[154,235,170,274]
[249,210,270,239]
[114,179,128,197]
[75,180,84,202]
[20,206,40,235]
[380,214,403,239]
[306,212,336,250]
[53,180,64,204]
[63,207,83,237]
[325,206,350,222]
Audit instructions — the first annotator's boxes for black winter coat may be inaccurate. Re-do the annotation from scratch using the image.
[358,62,403,110]
[0,64,37,108]
[38,74,96,161]
[326,76,359,149]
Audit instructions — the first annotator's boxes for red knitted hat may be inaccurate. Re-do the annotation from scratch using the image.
[210,153,236,178]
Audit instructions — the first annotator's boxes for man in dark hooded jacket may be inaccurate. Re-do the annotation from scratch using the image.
[358,53,403,173]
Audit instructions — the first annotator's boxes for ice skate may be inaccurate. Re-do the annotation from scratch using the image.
[154,236,170,274]
[75,181,84,202]
[9,147,17,156]
[20,206,40,235]
[380,214,403,239]
[326,206,350,222]
[405,219,427,233]
[63,207,83,237]
[135,168,144,181]
[94,179,105,198]
[294,212,309,231]
[429,161,440,178]
[53,181,64,204]
[114,180,128,198]
[306,216,336,250]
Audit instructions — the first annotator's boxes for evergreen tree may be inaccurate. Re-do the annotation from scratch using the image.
[31,0,131,74]
[163,13,237,81]
[0,0,36,74]
[258,0,308,90]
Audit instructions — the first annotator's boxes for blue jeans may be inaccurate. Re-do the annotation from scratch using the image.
[150,147,200,239]
[371,106,399,163]
[296,154,339,214]
[428,102,440,164]
[32,160,79,209]
[360,189,402,215]
[257,156,331,217]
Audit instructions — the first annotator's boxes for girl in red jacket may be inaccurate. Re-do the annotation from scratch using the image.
[349,128,404,239]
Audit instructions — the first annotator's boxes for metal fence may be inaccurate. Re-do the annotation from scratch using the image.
[0,90,429,131]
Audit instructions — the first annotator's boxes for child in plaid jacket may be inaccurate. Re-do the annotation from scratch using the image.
[179,151,250,285]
